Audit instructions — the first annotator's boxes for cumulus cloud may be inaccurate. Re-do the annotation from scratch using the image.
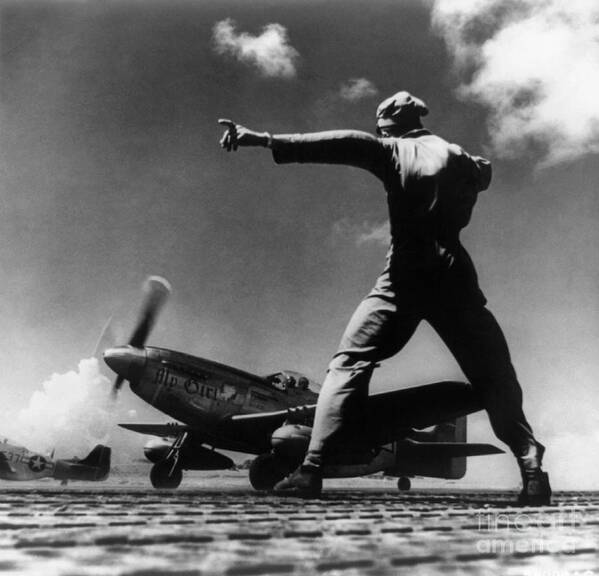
[312,78,379,122]
[338,78,379,102]
[333,219,390,246]
[357,222,390,246]
[432,0,599,166]
[213,18,299,78]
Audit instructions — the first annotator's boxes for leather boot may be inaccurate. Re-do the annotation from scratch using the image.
[518,468,552,506]
[517,443,551,506]
[273,465,322,498]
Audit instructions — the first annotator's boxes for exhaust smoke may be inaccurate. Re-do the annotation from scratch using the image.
[4,357,113,457]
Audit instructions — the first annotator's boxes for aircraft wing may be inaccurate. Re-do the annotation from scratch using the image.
[119,423,192,437]
[0,452,17,475]
[395,441,504,457]
[120,413,316,456]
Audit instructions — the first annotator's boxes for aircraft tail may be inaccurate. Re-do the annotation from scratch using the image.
[433,415,466,443]
[53,445,111,482]
[78,445,111,470]
[388,416,503,480]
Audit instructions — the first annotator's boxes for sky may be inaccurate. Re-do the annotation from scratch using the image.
[0,0,598,489]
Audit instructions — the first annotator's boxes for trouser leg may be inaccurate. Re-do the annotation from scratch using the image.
[427,305,543,467]
[304,295,420,468]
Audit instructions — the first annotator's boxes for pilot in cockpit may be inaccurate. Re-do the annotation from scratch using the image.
[297,377,309,391]
[269,372,313,393]
[271,374,292,391]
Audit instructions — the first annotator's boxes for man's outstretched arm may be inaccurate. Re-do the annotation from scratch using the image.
[218,119,387,179]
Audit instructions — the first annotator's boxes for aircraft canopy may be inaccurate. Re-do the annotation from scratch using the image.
[264,371,321,393]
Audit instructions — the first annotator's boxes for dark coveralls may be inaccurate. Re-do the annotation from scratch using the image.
[270,128,539,467]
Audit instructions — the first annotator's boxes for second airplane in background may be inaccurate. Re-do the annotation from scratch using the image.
[0,440,111,484]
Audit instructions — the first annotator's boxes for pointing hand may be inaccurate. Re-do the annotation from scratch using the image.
[218,119,238,151]
[218,119,270,151]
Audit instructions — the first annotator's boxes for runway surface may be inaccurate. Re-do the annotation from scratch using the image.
[0,476,597,576]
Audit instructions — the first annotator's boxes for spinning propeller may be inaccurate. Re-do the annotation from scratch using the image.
[107,276,171,398]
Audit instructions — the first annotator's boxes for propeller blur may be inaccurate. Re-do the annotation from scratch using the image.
[110,276,171,397]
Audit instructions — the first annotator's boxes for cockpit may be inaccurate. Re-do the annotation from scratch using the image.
[264,371,321,394]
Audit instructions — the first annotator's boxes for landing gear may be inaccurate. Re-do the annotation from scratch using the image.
[249,453,291,490]
[397,476,411,491]
[150,460,183,489]
[149,431,187,489]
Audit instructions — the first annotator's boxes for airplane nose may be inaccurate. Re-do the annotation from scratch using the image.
[103,346,146,382]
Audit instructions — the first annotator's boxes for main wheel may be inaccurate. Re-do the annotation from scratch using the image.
[397,476,411,491]
[150,460,183,489]
[249,453,290,490]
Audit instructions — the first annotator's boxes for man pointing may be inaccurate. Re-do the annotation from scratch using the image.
[219,91,551,505]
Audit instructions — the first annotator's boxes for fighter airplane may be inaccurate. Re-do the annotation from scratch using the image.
[104,277,503,490]
[0,439,111,483]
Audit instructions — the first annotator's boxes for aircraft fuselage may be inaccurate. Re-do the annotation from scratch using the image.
[108,345,319,451]
[0,440,54,481]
